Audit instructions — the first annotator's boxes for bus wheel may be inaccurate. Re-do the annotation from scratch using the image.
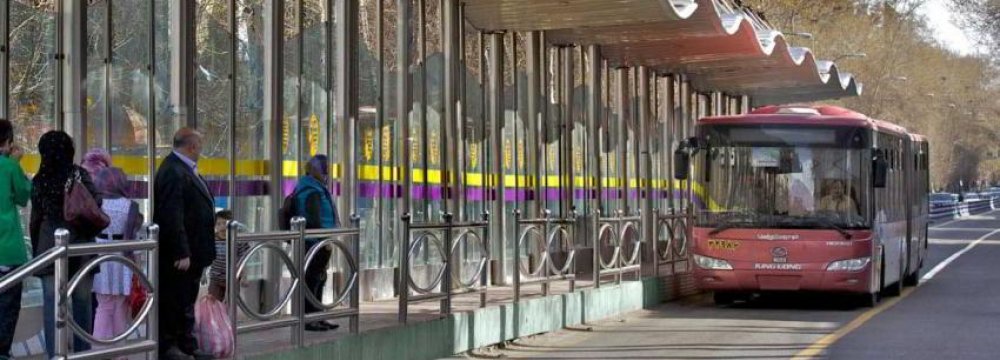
[903,258,923,286]
[854,291,879,308]
[883,253,903,297]
[713,292,737,306]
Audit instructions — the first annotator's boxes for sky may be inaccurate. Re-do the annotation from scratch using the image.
[918,0,978,55]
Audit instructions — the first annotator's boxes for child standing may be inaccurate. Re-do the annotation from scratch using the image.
[91,167,143,341]
[208,210,247,301]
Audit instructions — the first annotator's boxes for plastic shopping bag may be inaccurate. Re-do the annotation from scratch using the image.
[194,295,234,358]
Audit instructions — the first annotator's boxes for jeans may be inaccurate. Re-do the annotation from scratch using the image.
[0,268,23,359]
[42,274,93,357]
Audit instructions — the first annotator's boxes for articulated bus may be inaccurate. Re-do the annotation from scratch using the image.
[676,105,929,306]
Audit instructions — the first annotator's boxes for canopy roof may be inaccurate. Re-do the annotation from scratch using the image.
[463,0,862,107]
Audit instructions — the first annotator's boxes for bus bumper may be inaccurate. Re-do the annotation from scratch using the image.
[694,266,872,294]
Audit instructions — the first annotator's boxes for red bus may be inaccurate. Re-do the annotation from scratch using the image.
[675,105,929,306]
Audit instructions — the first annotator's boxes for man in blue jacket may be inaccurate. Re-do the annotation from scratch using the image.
[293,155,340,332]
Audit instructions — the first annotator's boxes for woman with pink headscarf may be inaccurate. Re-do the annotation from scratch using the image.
[82,148,112,175]
[91,167,143,344]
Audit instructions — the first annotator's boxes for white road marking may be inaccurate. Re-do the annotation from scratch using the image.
[930,227,999,231]
[921,229,1000,283]
[929,239,1000,245]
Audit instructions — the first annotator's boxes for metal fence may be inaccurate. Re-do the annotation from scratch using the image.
[226,216,362,349]
[513,209,577,302]
[398,212,490,323]
[594,210,643,288]
[0,224,160,360]
[652,209,691,276]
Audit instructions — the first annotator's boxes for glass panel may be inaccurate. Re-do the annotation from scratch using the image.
[424,0,442,222]
[111,0,152,215]
[235,0,269,232]
[85,0,107,150]
[155,0,177,157]
[9,0,57,155]
[462,22,484,221]
[357,0,382,268]
[195,0,232,162]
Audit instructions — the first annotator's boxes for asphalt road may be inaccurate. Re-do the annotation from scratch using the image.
[453,212,1000,360]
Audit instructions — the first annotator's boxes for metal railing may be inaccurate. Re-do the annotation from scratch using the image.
[226,216,361,350]
[398,212,490,323]
[930,198,997,223]
[593,210,643,288]
[513,209,577,302]
[652,209,691,276]
[0,224,160,360]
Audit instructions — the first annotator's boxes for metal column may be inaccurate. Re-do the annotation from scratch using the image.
[585,45,601,286]
[0,0,8,120]
[444,0,459,217]
[61,0,85,159]
[170,0,195,128]
[526,32,541,217]
[147,0,159,214]
[335,0,360,332]
[397,0,413,249]
[264,0,284,229]
[487,32,506,284]
[561,46,574,218]
[638,67,652,259]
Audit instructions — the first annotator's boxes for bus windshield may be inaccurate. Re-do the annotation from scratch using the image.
[693,125,870,230]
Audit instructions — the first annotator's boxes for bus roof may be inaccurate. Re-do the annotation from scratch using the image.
[699,104,911,137]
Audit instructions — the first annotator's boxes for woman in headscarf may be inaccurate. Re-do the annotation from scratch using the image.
[81,147,112,175]
[29,130,102,356]
[91,167,142,346]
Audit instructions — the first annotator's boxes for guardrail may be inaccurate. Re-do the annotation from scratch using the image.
[398,212,490,323]
[593,210,643,288]
[226,216,362,349]
[930,197,999,223]
[0,224,159,360]
[513,209,577,302]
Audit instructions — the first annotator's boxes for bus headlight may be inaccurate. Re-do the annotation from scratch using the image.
[826,257,870,272]
[694,254,733,270]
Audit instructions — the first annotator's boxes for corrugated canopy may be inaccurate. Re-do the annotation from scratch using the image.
[463,0,862,106]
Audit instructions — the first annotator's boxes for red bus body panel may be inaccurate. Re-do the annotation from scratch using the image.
[692,227,875,294]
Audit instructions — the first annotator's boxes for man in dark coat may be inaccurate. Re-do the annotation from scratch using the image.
[154,128,216,360]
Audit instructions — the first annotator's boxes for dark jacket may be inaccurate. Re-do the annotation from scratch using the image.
[29,165,101,276]
[153,153,217,268]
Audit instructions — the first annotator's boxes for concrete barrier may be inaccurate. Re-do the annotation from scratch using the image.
[247,278,663,360]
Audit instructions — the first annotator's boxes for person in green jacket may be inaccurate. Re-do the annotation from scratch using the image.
[0,119,31,359]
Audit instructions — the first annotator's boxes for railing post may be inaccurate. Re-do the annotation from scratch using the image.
[54,228,70,359]
[147,224,160,360]
[512,210,521,303]
[441,212,454,315]
[480,212,490,308]
[350,213,361,333]
[226,221,240,357]
[593,210,600,289]
[652,210,660,277]
[399,213,411,323]
[541,209,550,296]
[291,217,306,348]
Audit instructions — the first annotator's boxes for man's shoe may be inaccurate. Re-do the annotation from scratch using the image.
[162,347,194,360]
[305,322,330,332]
[318,320,340,331]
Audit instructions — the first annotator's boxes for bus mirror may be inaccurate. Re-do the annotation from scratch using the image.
[873,153,888,188]
[674,147,690,180]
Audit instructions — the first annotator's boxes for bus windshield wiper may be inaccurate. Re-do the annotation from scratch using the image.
[708,212,757,236]
[809,216,853,239]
